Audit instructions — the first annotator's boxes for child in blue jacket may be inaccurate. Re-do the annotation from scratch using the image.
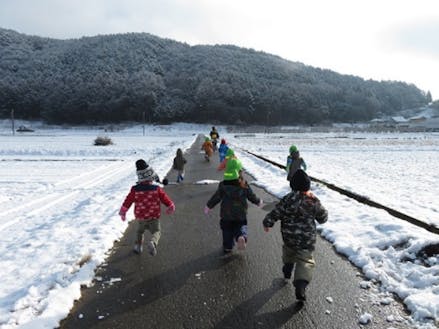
[218,138,229,162]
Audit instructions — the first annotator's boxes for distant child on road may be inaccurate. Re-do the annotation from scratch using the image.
[286,145,307,191]
[218,139,229,163]
[119,159,175,255]
[173,148,187,183]
[217,148,235,171]
[210,126,220,152]
[201,137,214,161]
[205,158,262,255]
[263,169,327,302]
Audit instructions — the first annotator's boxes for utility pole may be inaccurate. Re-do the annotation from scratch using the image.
[142,111,145,136]
[11,109,15,135]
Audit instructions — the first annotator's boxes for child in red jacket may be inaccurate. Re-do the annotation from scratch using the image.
[119,159,175,255]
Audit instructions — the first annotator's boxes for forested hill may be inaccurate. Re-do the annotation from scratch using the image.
[0,28,430,125]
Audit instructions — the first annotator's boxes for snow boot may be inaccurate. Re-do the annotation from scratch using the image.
[294,280,308,301]
[147,241,157,256]
[282,263,294,283]
[133,237,144,254]
[133,243,143,254]
[237,236,246,250]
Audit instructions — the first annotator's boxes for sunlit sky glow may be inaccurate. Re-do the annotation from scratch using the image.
[1,0,438,99]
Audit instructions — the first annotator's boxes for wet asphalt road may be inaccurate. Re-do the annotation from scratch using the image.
[60,135,413,329]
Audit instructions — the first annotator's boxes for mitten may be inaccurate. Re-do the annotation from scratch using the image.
[119,206,128,221]
[162,178,169,186]
[204,206,210,215]
[166,203,175,214]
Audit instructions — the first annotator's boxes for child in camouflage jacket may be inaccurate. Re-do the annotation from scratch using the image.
[263,169,327,302]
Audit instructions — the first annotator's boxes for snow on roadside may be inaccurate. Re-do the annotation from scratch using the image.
[230,134,439,328]
[0,124,199,329]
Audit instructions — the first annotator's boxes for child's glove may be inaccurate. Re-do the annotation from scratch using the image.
[258,199,264,208]
[204,206,210,216]
[263,226,270,233]
[119,206,128,221]
[166,203,175,215]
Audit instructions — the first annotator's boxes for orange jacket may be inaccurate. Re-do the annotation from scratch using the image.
[202,141,214,156]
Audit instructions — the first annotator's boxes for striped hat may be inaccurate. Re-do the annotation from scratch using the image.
[135,159,159,182]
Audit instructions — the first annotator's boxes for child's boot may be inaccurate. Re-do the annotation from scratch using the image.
[237,236,247,250]
[133,238,144,254]
[133,244,142,254]
[147,241,157,256]
[294,280,308,302]
[282,263,294,283]
[222,248,233,257]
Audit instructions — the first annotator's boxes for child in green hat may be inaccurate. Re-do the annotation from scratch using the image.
[205,158,262,254]
[286,145,307,191]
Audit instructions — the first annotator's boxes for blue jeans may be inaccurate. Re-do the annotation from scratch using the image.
[176,170,184,183]
[221,222,248,251]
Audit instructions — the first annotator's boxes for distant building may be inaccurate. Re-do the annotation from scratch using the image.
[408,116,427,123]
[390,116,408,124]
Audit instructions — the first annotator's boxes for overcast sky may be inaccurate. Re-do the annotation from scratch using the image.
[1,0,438,99]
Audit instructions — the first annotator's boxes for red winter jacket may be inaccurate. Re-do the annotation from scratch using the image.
[122,182,173,220]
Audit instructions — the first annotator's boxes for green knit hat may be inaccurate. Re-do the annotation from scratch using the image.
[224,158,242,181]
[289,145,298,154]
[205,136,210,142]
[225,148,235,158]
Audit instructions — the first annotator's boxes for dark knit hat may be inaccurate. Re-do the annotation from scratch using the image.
[135,159,148,171]
[291,169,310,192]
[135,159,159,182]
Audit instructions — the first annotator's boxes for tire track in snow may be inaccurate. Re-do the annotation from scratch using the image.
[0,161,132,232]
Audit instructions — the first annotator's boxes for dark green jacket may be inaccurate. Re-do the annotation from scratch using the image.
[207,179,260,223]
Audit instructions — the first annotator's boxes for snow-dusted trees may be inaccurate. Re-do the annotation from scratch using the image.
[0,28,429,125]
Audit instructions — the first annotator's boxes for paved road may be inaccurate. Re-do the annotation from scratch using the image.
[60,135,413,329]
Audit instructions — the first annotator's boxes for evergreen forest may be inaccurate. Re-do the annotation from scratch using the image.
[0,28,431,125]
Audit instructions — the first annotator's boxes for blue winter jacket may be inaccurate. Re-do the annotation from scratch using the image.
[218,144,229,162]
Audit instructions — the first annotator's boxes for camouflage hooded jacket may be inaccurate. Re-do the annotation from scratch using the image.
[263,191,328,251]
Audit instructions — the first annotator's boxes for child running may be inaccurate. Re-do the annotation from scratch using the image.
[119,159,175,255]
[201,137,214,162]
[218,138,229,163]
[173,148,187,183]
[205,158,262,255]
[286,145,307,191]
[263,169,327,302]
[217,148,235,171]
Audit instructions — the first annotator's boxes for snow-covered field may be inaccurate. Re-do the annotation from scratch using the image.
[0,122,199,329]
[0,122,438,328]
[229,132,439,226]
